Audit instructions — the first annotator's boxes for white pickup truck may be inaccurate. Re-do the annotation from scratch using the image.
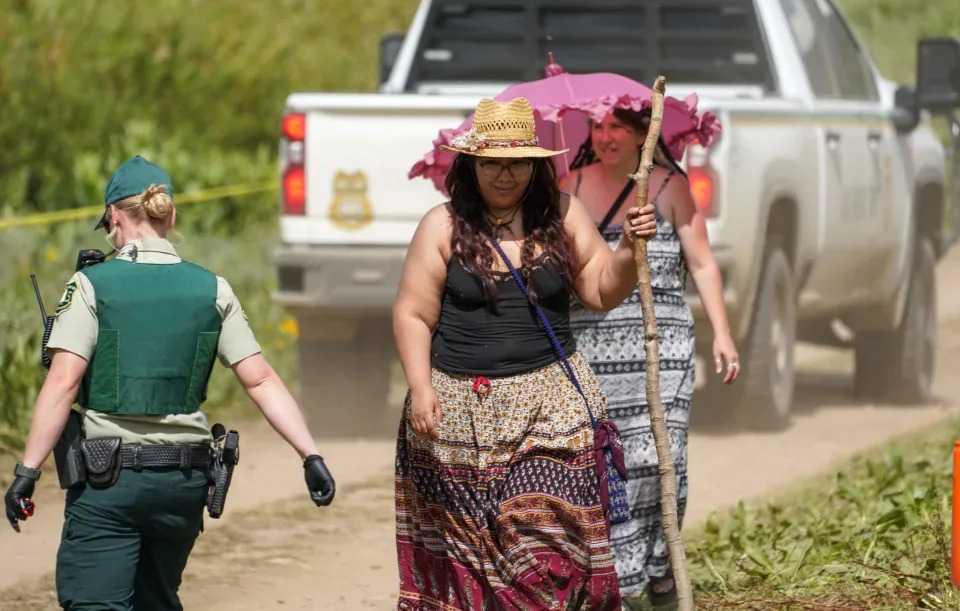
[273,0,960,436]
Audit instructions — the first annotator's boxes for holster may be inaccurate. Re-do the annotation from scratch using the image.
[54,409,87,489]
[79,437,122,489]
[206,424,239,519]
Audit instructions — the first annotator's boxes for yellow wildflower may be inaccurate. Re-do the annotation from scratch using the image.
[278,316,299,338]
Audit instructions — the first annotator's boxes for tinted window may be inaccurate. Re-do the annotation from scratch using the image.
[780,0,842,98]
[815,0,878,100]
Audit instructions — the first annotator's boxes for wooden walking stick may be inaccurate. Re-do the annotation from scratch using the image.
[628,74,695,610]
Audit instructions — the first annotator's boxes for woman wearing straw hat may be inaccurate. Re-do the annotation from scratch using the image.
[393,97,659,609]
[561,108,739,608]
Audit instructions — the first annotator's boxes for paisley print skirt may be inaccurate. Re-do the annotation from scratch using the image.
[395,351,622,610]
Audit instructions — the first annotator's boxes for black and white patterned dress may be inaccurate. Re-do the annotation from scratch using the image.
[569,171,695,596]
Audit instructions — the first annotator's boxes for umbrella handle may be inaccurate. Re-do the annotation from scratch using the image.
[556,119,570,175]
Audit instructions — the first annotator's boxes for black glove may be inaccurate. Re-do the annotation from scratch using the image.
[5,475,36,534]
[304,454,335,506]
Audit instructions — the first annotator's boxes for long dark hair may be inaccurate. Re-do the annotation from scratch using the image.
[444,154,579,308]
[570,108,687,177]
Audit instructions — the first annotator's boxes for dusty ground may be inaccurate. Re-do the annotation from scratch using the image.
[3,248,960,609]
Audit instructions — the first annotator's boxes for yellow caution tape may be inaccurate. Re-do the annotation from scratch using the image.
[0,180,278,231]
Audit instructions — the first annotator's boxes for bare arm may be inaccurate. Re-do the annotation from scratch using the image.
[668,177,730,338]
[392,205,451,394]
[668,176,740,382]
[392,204,451,440]
[565,194,655,311]
[232,353,319,459]
[21,350,88,470]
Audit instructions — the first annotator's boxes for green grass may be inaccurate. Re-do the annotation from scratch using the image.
[841,0,960,147]
[842,0,960,85]
[0,4,959,607]
[0,0,954,219]
[0,0,424,447]
[0,0,421,218]
[685,417,960,610]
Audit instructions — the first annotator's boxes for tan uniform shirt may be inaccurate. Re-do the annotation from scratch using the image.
[46,238,262,444]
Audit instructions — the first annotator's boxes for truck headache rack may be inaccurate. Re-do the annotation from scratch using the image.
[407,0,775,90]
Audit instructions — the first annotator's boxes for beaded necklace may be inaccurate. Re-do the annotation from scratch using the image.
[487,204,522,240]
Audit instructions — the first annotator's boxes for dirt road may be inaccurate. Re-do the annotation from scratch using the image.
[3,248,960,609]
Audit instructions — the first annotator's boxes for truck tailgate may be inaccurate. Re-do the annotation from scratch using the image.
[282,93,484,246]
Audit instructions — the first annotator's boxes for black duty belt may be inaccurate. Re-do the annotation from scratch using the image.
[119,443,211,469]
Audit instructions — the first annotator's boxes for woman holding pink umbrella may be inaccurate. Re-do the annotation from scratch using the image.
[393,96,659,610]
[560,108,739,607]
[407,59,736,607]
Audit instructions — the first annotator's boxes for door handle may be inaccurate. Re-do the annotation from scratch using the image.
[825,130,841,151]
[867,130,883,150]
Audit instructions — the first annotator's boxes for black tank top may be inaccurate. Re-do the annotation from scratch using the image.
[430,253,576,377]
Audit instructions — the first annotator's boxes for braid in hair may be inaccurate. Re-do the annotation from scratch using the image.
[569,136,597,171]
[653,137,688,179]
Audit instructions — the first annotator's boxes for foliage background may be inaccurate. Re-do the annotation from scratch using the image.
[1,0,957,445]
[687,417,960,609]
[2,1,959,605]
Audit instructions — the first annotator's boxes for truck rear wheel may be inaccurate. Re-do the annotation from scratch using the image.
[853,237,936,403]
[737,247,796,430]
[297,318,398,439]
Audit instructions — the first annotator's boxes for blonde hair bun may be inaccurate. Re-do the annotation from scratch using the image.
[140,184,174,219]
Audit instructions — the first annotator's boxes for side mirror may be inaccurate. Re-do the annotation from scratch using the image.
[380,32,406,85]
[915,36,960,113]
[891,85,920,133]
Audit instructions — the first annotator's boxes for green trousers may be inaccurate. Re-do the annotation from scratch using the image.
[56,467,208,610]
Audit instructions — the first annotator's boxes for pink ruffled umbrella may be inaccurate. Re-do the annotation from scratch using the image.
[409,54,721,195]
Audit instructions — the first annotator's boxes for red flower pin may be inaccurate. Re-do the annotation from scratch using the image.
[472,376,492,397]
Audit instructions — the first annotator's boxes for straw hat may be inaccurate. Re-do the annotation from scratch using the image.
[440,97,567,158]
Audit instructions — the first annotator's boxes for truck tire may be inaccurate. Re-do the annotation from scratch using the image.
[853,237,936,404]
[737,248,796,430]
[297,318,397,439]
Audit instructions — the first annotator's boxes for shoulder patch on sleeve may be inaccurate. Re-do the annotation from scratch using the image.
[55,281,78,316]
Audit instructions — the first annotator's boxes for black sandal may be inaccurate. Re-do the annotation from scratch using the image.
[648,572,678,610]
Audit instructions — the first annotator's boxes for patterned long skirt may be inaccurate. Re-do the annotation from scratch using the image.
[395,351,622,610]
[569,217,695,597]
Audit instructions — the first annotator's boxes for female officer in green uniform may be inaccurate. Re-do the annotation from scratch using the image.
[3,155,336,610]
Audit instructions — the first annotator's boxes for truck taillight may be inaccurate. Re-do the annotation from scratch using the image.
[281,111,306,215]
[283,113,306,141]
[685,139,719,218]
[689,167,716,215]
[283,167,306,215]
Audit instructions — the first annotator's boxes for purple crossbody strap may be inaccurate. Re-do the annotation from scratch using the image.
[487,238,598,431]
